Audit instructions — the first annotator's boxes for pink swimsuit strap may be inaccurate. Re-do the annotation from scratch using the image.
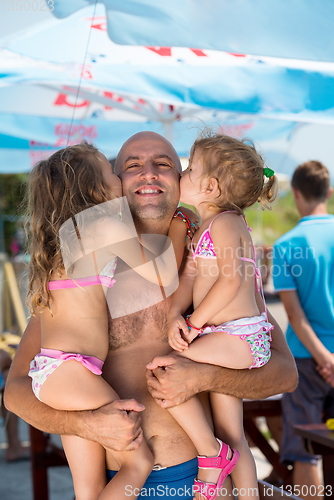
[191,211,227,260]
[40,348,103,375]
[191,210,267,318]
[48,275,115,290]
[192,211,252,260]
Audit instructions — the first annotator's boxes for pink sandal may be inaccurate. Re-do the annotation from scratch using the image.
[194,439,239,500]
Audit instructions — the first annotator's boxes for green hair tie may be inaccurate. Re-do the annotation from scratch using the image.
[264,166,275,178]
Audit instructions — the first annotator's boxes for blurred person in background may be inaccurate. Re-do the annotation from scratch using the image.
[273,160,334,500]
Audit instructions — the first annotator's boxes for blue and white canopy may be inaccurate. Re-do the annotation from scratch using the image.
[0,82,296,173]
[1,2,334,173]
[51,0,334,62]
[3,4,334,122]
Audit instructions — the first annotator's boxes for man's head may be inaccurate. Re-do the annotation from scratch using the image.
[291,160,332,215]
[114,132,182,230]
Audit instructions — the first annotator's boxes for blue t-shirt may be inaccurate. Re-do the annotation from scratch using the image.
[273,214,334,358]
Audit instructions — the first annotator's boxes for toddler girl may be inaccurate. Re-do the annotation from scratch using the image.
[164,133,278,500]
[26,142,194,500]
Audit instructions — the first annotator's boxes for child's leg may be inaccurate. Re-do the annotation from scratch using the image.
[181,330,253,369]
[168,392,237,500]
[169,396,220,456]
[100,441,154,500]
[38,361,153,499]
[210,392,259,500]
[61,435,107,500]
[38,359,118,410]
[167,334,253,499]
[168,330,251,462]
[62,434,154,500]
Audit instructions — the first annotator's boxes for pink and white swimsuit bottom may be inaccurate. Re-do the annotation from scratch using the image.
[200,312,273,369]
[28,348,104,401]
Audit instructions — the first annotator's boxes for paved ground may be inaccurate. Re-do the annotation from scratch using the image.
[0,419,74,500]
[0,297,288,500]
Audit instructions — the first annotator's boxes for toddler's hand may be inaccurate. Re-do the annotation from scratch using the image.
[168,316,189,352]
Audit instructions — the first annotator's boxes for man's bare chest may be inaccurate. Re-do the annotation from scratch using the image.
[107,299,171,350]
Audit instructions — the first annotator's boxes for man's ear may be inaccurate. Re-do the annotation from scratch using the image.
[326,186,333,201]
[292,187,300,201]
[205,177,220,197]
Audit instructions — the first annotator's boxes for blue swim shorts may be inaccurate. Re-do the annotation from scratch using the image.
[106,457,198,499]
[281,357,334,466]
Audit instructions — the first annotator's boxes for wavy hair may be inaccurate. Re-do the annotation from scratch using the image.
[26,143,112,315]
[190,132,279,214]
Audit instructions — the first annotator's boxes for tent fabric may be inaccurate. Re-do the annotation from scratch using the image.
[0,4,302,173]
[50,0,334,63]
[2,5,334,123]
[1,4,333,173]
[0,104,297,173]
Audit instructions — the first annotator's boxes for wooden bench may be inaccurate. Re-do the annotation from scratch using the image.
[243,397,292,485]
[294,423,334,499]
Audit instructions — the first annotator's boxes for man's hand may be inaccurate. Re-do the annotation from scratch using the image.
[146,355,201,408]
[81,399,145,451]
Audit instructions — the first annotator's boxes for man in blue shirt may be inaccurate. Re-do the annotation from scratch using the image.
[273,161,334,499]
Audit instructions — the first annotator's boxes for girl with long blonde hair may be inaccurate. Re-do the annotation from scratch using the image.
[26,142,193,500]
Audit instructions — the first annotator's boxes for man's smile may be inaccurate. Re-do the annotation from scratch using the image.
[135,185,164,196]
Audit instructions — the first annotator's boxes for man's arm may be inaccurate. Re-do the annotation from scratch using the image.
[4,315,144,451]
[280,290,334,386]
[146,294,298,408]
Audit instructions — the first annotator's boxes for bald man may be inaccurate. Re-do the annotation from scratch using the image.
[5,132,297,499]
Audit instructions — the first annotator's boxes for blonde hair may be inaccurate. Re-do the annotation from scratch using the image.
[190,132,278,213]
[26,143,112,315]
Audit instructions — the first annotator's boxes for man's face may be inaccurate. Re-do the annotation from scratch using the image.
[115,133,181,223]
